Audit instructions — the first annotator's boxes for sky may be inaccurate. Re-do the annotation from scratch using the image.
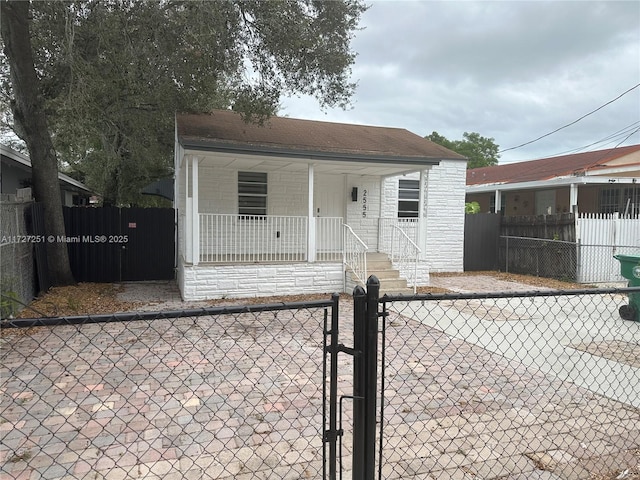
[280,0,640,164]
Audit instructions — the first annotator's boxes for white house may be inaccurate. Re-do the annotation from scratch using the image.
[1,144,92,206]
[174,111,467,300]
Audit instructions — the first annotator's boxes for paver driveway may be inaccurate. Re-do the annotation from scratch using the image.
[1,283,639,479]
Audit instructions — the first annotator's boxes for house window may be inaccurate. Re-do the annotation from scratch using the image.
[599,188,620,214]
[398,179,420,218]
[238,171,267,216]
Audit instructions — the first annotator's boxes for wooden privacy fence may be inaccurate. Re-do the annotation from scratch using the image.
[465,213,640,283]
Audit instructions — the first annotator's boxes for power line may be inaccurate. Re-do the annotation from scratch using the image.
[546,121,640,156]
[498,83,640,154]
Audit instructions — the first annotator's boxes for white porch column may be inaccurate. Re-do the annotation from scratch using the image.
[494,189,502,214]
[191,156,200,266]
[308,164,316,262]
[417,169,427,259]
[570,183,579,213]
[185,156,192,263]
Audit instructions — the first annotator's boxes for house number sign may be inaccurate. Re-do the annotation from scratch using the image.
[362,189,368,217]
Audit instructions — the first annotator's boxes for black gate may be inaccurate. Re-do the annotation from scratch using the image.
[63,206,175,282]
[464,212,500,271]
[324,278,381,480]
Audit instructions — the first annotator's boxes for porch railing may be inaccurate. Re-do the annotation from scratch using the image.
[391,224,421,293]
[199,214,344,263]
[379,217,418,254]
[344,224,368,285]
[316,217,343,262]
[200,214,307,263]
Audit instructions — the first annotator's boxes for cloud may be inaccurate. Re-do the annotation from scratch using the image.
[281,0,640,163]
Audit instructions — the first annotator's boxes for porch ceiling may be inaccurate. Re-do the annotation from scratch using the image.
[184,149,434,177]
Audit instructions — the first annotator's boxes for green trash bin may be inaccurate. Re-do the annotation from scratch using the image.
[613,254,640,322]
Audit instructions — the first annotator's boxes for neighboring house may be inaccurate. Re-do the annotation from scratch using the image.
[1,144,92,206]
[466,145,640,216]
[174,110,467,300]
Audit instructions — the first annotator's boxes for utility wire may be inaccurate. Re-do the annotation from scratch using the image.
[499,83,640,154]
[546,121,640,157]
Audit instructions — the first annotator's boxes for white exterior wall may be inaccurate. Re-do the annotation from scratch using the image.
[380,162,466,275]
[345,175,381,249]
[422,159,466,272]
[198,164,308,216]
[180,262,344,300]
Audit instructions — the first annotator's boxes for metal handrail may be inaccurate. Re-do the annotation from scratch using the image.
[343,224,368,286]
[391,224,421,293]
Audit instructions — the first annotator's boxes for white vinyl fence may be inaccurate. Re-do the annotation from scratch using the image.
[577,213,640,283]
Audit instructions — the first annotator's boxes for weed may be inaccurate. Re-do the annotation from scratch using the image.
[8,450,32,463]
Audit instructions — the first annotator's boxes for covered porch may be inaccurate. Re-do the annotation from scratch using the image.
[178,151,431,297]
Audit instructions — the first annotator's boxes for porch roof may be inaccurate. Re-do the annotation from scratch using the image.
[177,111,466,173]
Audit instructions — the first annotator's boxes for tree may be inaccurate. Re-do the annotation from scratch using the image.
[2,1,366,205]
[1,1,74,285]
[427,131,500,169]
[1,0,365,285]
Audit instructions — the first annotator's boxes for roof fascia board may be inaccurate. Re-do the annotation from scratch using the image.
[466,175,640,193]
[58,172,91,192]
[0,145,31,167]
[380,166,433,180]
[585,164,640,176]
[179,138,455,167]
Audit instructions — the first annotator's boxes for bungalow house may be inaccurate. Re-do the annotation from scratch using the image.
[466,144,640,216]
[174,110,467,300]
[1,144,92,205]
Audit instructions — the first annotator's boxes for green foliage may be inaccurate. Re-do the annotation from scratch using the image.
[465,201,481,214]
[2,0,366,205]
[427,131,500,169]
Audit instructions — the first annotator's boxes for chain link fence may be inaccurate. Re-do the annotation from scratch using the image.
[501,236,578,282]
[379,288,640,479]
[1,299,337,479]
[0,201,35,317]
[2,287,640,479]
[500,235,640,284]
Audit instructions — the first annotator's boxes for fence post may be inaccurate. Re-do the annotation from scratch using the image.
[352,275,380,480]
[506,236,509,273]
[352,284,366,480]
[364,275,380,480]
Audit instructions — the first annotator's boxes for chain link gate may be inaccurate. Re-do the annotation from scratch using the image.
[376,283,640,479]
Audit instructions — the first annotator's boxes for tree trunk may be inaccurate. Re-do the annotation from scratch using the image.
[1,1,75,286]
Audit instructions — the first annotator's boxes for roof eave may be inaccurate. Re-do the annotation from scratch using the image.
[179,137,464,167]
[466,175,640,193]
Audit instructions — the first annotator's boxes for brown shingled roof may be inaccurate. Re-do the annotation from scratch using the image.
[467,144,640,186]
[177,110,466,160]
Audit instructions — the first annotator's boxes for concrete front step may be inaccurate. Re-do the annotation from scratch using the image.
[361,252,413,295]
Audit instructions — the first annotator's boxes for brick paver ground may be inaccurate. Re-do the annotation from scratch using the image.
[1,285,639,479]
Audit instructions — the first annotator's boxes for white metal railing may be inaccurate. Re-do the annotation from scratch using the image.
[316,217,343,261]
[379,218,418,254]
[199,214,308,263]
[343,224,368,285]
[391,224,421,293]
[199,214,346,263]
